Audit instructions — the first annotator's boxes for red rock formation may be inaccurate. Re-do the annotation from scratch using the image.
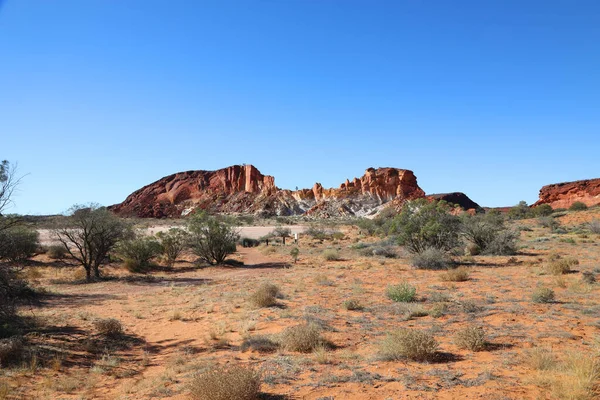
[110,165,475,218]
[533,178,600,209]
[426,192,481,211]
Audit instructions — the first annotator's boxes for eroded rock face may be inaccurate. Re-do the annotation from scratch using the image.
[533,179,600,209]
[110,165,467,218]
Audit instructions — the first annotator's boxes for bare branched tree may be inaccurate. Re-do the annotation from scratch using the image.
[0,160,25,232]
[53,204,130,282]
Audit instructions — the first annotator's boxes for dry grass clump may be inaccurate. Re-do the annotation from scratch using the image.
[93,318,124,337]
[279,323,326,353]
[386,282,417,302]
[240,335,279,354]
[411,247,452,270]
[249,283,281,308]
[342,299,363,311]
[189,364,261,400]
[524,347,557,371]
[545,256,579,275]
[0,337,23,367]
[454,326,486,351]
[532,287,555,303]
[379,328,438,362]
[441,266,470,282]
[322,249,341,261]
[47,244,68,260]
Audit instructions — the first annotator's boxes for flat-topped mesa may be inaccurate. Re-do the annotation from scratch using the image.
[533,178,600,209]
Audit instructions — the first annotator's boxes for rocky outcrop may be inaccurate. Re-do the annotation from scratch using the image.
[533,178,600,209]
[110,165,476,218]
[426,193,481,211]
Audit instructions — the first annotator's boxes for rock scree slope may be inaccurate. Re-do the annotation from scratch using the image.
[109,164,479,218]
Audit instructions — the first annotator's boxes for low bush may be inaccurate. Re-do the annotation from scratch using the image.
[411,247,451,270]
[47,244,68,260]
[454,326,486,351]
[322,249,341,261]
[386,282,417,302]
[532,287,555,303]
[118,236,162,273]
[533,204,554,217]
[569,201,588,211]
[379,328,438,362]
[249,283,281,308]
[93,318,123,337]
[342,299,363,311]
[589,220,600,234]
[189,364,261,400]
[156,228,188,267]
[238,237,260,248]
[0,227,39,263]
[279,323,325,353]
[441,266,470,282]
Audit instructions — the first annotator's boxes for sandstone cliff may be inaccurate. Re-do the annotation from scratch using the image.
[533,178,600,209]
[110,165,478,218]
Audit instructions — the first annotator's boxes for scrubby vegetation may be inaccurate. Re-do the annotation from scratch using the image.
[379,328,438,362]
[188,212,239,265]
[189,364,261,400]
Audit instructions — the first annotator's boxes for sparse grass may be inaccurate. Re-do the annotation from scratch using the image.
[441,266,470,282]
[189,364,261,400]
[546,256,579,275]
[279,323,326,353]
[532,287,556,303]
[386,282,417,302]
[411,247,452,270]
[342,299,363,311]
[323,249,341,261]
[240,335,279,353]
[249,283,281,308]
[93,318,124,337]
[454,326,486,351]
[524,347,557,370]
[379,328,438,362]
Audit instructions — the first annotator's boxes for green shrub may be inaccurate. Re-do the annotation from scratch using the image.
[508,201,533,220]
[532,287,555,303]
[532,204,554,217]
[386,282,417,302]
[379,328,438,362]
[189,364,261,400]
[290,247,299,263]
[0,227,39,263]
[118,236,162,273]
[188,214,239,265]
[390,199,461,254]
[238,237,260,248]
[47,244,68,260]
[322,249,341,261]
[411,247,452,270]
[279,323,325,353]
[454,326,486,351]
[156,228,188,267]
[461,214,518,255]
[569,201,588,211]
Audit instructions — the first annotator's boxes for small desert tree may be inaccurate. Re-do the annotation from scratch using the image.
[156,228,189,267]
[461,213,518,255]
[389,199,461,254]
[53,204,130,281]
[0,161,24,233]
[272,226,291,245]
[188,213,239,265]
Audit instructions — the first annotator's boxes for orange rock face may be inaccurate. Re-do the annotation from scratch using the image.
[109,165,471,218]
[533,178,600,209]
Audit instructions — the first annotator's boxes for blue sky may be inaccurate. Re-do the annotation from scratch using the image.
[1,0,599,214]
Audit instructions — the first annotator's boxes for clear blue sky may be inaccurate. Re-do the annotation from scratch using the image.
[1,0,599,215]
